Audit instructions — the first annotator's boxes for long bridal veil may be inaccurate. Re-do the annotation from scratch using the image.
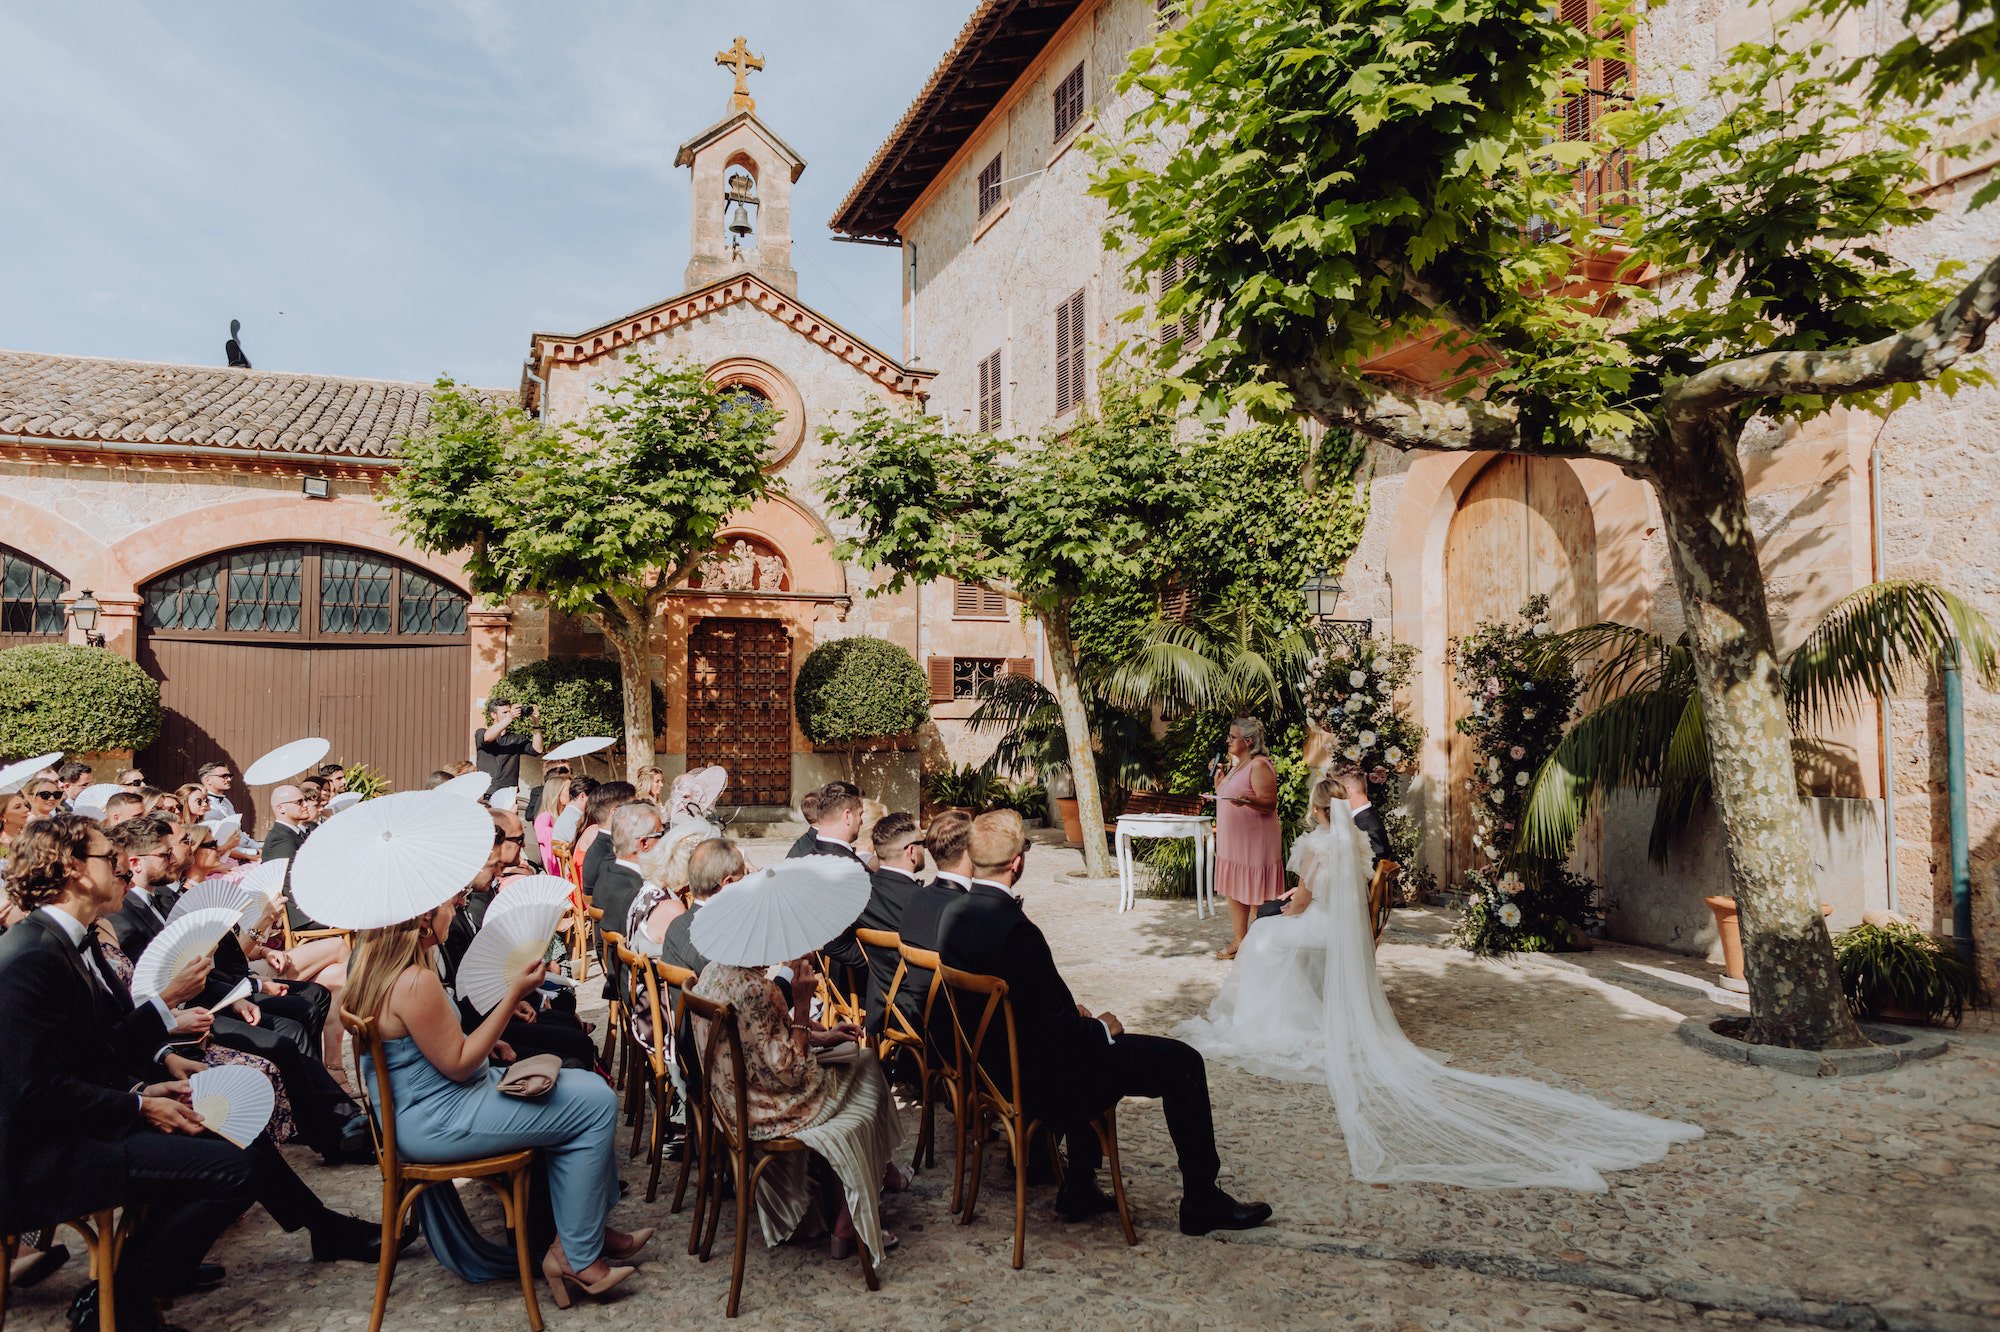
[1179,816,1701,1191]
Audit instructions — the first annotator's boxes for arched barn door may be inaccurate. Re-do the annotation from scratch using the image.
[1443,456,1599,889]
[138,544,469,829]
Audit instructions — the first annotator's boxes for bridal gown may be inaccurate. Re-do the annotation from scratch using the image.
[1176,819,1702,1190]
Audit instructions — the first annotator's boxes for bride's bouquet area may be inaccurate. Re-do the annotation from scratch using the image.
[1301,629,1424,881]
[1449,596,1601,956]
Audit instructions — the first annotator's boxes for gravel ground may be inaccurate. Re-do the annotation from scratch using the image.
[11,836,1997,1331]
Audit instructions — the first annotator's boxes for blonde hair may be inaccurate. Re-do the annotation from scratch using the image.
[968,809,1026,878]
[1309,774,1339,824]
[1230,716,1270,758]
[345,918,431,1027]
[857,798,889,850]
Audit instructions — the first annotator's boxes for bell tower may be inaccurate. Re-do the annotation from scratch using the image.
[675,37,804,296]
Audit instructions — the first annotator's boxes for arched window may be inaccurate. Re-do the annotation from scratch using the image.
[143,545,467,642]
[0,546,69,644]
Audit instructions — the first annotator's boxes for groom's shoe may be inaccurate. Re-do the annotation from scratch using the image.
[1179,1189,1273,1236]
[1055,1184,1120,1222]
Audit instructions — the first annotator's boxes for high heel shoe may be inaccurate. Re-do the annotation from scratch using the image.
[540,1251,636,1309]
[602,1226,656,1261]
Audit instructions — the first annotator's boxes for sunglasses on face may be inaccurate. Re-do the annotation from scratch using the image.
[29,790,61,802]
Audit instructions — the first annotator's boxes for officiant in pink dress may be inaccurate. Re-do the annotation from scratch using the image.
[1207,717,1283,960]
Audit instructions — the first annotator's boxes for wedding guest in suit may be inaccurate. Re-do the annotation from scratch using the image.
[938,811,1272,1235]
[104,816,178,960]
[785,784,868,991]
[579,782,637,902]
[1206,717,1285,961]
[263,786,319,931]
[56,761,93,811]
[897,812,974,955]
[0,816,383,1330]
[857,812,924,1036]
[787,786,825,857]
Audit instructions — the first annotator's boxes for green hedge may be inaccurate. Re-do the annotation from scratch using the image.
[489,656,666,749]
[0,644,161,756]
[794,637,929,747]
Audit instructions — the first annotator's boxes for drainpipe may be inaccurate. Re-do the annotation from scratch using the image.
[1870,434,1898,913]
[1944,642,1974,964]
[522,357,549,420]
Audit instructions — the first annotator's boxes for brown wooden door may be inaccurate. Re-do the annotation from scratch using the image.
[140,638,468,832]
[1444,456,1599,888]
[687,618,793,807]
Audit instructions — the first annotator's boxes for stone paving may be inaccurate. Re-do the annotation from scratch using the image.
[11,837,2000,1330]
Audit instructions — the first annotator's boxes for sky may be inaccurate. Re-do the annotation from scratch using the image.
[0,2,973,388]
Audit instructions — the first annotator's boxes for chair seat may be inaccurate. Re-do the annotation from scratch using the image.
[399,1149,536,1184]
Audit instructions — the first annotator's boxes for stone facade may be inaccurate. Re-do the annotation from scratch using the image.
[844,0,2000,983]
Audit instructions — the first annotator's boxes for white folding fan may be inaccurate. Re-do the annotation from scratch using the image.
[485,874,575,921]
[188,1065,276,1148]
[455,901,565,1015]
[166,880,262,928]
[130,908,240,1001]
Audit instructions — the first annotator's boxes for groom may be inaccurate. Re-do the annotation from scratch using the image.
[937,811,1271,1235]
[1258,768,1392,920]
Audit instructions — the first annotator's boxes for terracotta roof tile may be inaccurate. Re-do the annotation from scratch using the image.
[0,350,513,460]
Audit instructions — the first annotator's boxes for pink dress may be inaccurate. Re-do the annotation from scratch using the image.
[1214,756,1284,905]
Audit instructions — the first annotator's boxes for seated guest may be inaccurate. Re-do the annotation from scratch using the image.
[786,785,825,857]
[548,775,597,856]
[197,763,257,858]
[938,811,1272,1235]
[661,837,740,986]
[0,791,30,868]
[858,812,925,1036]
[423,770,457,790]
[785,785,869,993]
[527,763,571,868]
[0,816,382,1330]
[688,930,905,1261]
[55,761,93,811]
[625,828,701,959]
[317,763,348,796]
[578,782,637,901]
[347,891,648,1303]
[21,776,67,825]
[117,767,147,788]
[465,805,534,930]
[104,816,180,958]
[634,765,666,806]
[148,789,185,821]
[263,785,317,925]
[897,811,974,956]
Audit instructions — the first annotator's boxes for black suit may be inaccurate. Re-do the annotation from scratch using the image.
[437,914,595,1070]
[786,827,819,858]
[938,883,1221,1200]
[786,837,869,984]
[106,885,172,961]
[0,911,324,1303]
[1257,804,1395,921]
[858,867,921,1035]
[581,835,616,905]
[262,822,319,930]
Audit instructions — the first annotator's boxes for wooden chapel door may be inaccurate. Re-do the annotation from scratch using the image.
[686,618,794,807]
[1443,455,1600,889]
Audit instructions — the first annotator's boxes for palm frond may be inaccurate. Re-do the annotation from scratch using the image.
[1517,683,1693,858]
[1536,621,1678,702]
[1104,620,1226,710]
[1787,580,2000,729]
[1647,687,1711,862]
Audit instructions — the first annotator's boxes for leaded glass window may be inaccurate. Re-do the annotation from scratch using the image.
[0,547,69,637]
[400,567,468,635]
[320,548,395,634]
[225,546,304,632]
[145,555,224,630]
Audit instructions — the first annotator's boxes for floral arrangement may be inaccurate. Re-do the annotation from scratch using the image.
[1446,595,1600,955]
[1301,628,1422,808]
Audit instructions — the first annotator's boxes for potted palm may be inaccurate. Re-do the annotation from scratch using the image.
[1834,919,1975,1025]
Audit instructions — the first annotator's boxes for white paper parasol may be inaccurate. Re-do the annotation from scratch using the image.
[188,1065,276,1148]
[289,790,494,930]
[667,765,727,824]
[486,785,517,810]
[77,783,127,811]
[486,873,576,920]
[167,880,262,928]
[0,753,63,796]
[542,735,614,763]
[131,907,241,1001]
[325,791,363,814]
[243,738,330,787]
[690,855,871,967]
[436,770,493,801]
[456,901,564,1014]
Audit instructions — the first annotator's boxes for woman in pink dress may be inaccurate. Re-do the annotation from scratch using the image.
[1207,716,1283,960]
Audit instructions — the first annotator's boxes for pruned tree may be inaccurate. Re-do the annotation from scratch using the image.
[821,382,1192,880]
[1094,0,1996,1049]
[390,357,776,777]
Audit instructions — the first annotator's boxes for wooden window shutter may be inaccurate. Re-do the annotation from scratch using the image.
[978,350,1002,432]
[1053,62,1085,143]
[1055,288,1085,415]
[978,153,1003,217]
[1559,0,1593,142]
[953,580,1007,618]
[1003,656,1036,679]
[926,655,955,703]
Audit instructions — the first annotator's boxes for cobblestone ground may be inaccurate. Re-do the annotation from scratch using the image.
[13,837,1999,1330]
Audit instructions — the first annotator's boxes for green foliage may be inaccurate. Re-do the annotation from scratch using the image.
[965,674,1159,793]
[1811,0,2000,114]
[793,637,930,747]
[341,763,394,799]
[922,763,1047,821]
[0,644,160,756]
[1834,920,1976,1025]
[1447,598,1598,954]
[1301,632,1422,807]
[489,657,666,751]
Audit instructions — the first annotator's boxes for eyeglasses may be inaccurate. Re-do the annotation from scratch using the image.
[82,852,118,864]
[29,790,61,802]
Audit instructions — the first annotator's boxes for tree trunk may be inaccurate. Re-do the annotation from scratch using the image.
[1042,603,1114,879]
[596,601,657,781]
[1653,424,1867,1050]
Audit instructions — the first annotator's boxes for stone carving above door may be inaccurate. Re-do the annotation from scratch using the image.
[689,535,790,594]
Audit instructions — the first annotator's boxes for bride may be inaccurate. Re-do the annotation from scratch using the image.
[1177,771,1702,1191]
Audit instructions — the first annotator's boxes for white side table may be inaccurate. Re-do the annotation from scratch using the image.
[1114,813,1215,918]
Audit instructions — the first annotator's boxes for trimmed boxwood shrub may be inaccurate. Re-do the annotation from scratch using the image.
[794,637,929,748]
[488,656,666,750]
[0,643,162,756]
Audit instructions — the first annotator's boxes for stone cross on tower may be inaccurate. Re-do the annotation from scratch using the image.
[715,36,764,113]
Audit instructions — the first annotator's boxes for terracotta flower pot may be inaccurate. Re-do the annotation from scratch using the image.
[1704,896,1834,986]
[1054,795,1083,846]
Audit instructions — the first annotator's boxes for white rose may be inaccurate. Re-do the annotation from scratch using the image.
[1532,622,1551,637]
[1384,746,1403,764]
[1515,771,1530,786]
[1498,902,1523,927]
[1345,696,1364,713]
[1358,730,1377,749]
[1349,669,1368,687]
[1344,745,1362,761]
[1488,789,1503,804]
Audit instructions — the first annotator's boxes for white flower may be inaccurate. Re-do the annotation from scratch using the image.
[1345,696,1364,713]
[1487,756,1501,772]
[1515,771,1530,786]
[1498,903,1523,927]
[1384,746,1404,764]
[1344,745,1362,761]
[1488,790,1504,804]
[1532,622,1552,637]
[1358,730,1377,749]
[1349,669,1368,687]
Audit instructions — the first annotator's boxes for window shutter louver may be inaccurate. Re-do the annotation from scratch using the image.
[1055,288,1085,415]
[1053,62,1085,143]
[926,656,955,703]
[1003,656,1036,679]
[978,349,1002,432]
[978,153,1003,217]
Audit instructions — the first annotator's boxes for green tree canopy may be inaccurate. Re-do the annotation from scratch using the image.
[794,636,931,749]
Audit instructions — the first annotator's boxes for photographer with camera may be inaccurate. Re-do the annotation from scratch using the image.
[474,698,545,789]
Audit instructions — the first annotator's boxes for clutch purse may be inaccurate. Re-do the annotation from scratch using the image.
[815,1040,861,1066]
[496,1053,562,1098]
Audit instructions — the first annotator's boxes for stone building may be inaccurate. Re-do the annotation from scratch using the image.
[0,42,1034,822]
[833,0,2000,984]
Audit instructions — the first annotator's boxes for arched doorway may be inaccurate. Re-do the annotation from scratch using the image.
[1,544,70,648]
[1443,455,1599,888]
[138,543,469,827]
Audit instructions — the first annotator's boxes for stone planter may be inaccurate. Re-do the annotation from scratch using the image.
[1704,896,1833,994]
[1053,795,1083,846]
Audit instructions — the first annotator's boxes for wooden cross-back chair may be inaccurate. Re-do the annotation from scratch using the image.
[858,932,964,1186]
[680,990,880,1318]
[648,959,705,1220]
[2,1209,137,1332]
[1367,859,1400,944]
[812,950,866,1030]
[935,963,1137,1270]
[342,1010,543,1332]
[553,842,590,982]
